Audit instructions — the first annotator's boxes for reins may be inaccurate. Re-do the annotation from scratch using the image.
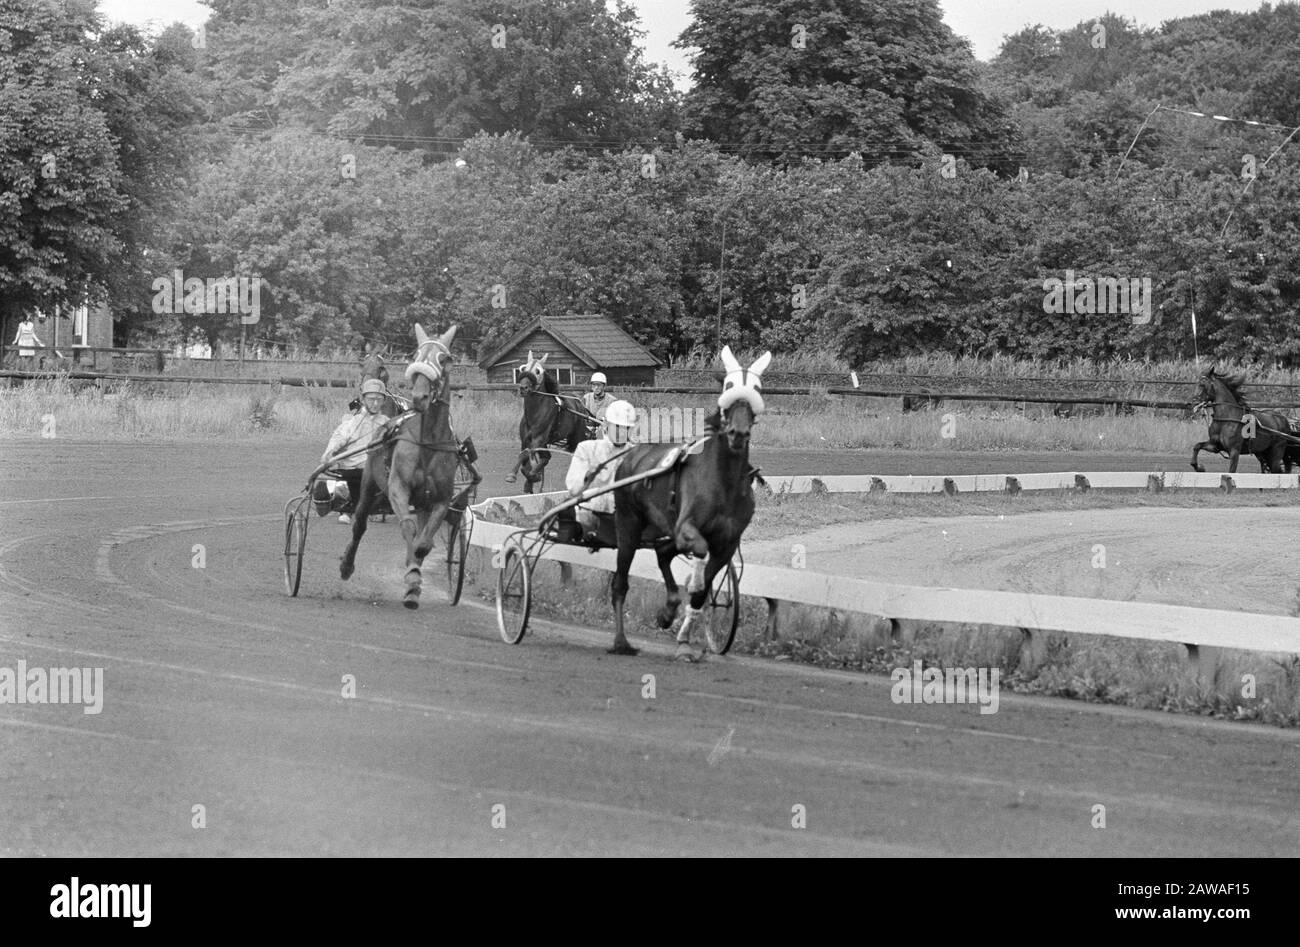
[1192,398,1300,446]
[520,384,600,425]
[385,379,461,452]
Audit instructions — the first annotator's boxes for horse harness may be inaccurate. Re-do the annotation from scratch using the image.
[1192,399,1300,445]
[621,437,764,522]
[521,385,600,440]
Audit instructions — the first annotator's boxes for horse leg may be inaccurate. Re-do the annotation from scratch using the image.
[400,507,438,607]
[1190,440,1213,472]
[386,475,423,609]
[608,527,640,656]
[524,450,548,495]
[654,542,681,629]
[506,447,526,484]
[669,521,712,661]
[1227,447,1240,473]
[673,545,732,663]
[414,500,449,562]
[340,469,377,580]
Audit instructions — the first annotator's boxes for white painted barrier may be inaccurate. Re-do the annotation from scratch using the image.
[472,470,1300,517]
[760,471,1300,494]
[465,514,1300,656]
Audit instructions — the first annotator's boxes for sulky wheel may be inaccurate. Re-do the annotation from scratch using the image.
[496,539,532,644]
[702,560,740,655]
[444,508,472,605]
[283,495,310,597]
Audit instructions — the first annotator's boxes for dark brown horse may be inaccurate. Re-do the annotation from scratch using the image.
[341,324,461,608]
[507,350,590,493]
[1190,366,1293,473]
[607,347,771,658]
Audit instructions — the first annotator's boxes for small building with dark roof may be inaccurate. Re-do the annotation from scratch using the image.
[478,313,660,386]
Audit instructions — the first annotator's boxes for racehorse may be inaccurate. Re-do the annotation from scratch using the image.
[1190,366,1294,473]
[360,349,402,417]
[607,346,771,659]
[507,350,591,494]
[341,324,462,608]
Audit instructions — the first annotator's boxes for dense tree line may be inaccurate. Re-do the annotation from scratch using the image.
[2,0,1298,365]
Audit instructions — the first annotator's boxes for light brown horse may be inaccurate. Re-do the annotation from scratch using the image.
[340,324,461,608]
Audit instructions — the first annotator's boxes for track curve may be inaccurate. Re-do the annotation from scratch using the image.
[1,438,1298,855]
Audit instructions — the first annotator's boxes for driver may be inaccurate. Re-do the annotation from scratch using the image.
[565,399,637,535]
[582,372,610,435]
[314,378,391,523]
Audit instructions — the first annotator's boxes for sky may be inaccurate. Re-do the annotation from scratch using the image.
[99,0,1272,84]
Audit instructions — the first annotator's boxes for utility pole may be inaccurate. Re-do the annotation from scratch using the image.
[716,219,725,351]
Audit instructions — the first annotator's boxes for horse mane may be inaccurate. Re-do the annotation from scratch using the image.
[1219,373,1247,399]
[538,369,560,394]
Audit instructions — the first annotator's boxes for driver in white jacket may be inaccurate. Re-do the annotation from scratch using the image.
[315,378,392,522]
[565,399,638,535]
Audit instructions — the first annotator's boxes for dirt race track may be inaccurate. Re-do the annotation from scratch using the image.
[1,438,1298,856]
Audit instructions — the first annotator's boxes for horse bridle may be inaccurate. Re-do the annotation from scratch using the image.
[385,341,461,453]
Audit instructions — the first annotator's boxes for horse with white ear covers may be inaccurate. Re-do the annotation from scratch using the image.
[716,345,771,416]
[605,344,772,659]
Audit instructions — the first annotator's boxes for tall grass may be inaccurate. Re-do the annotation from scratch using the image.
[1,379,1208,450]
[0,379,523,441]
[185,343,1300,384]
[668,349,1300,385]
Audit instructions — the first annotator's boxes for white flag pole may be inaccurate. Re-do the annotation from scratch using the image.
[1191,309,1199,369]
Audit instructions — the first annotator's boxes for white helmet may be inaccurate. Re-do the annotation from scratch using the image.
[604,399,635,427]
[590,372,607,385]
[603,399,637,444]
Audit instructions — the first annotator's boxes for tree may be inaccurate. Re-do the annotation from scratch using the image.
[0,0,201,341]
[200,0,680,148]
[679,0,1018,170]
[0,0,125,325]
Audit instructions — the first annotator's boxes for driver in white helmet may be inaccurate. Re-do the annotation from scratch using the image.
[566,398,637,536]
[315,378,392,522]
[582,371,609,437]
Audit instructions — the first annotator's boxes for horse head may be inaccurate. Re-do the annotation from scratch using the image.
[517,350,549,395]
[716,345,772,452]
[1198,365,1247,409]
[404,323,457,412]
[361,351,389,385]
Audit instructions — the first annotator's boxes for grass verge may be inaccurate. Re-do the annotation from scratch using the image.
[1,377,1217,453]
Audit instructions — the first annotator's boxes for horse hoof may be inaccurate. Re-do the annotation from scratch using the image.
[607,641,639,656]
[340,561,354,581]
[403,598,419,610]
[504,475,517,483]
[656,606,678,628]
[674,643,700,663]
